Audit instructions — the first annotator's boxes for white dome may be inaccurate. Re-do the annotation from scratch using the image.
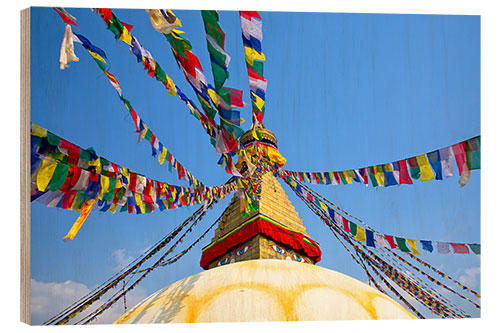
[115,259,414,323]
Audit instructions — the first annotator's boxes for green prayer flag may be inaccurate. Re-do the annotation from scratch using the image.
[349,222,357,237]
[395,237,410,252]
[468,243,481,255]
[79,149,90,162]
[46,132,61,147]
[103,178,116,201]
[154,63,167,83]
[48,162,70,191]
[466,137,480,170]
[407,157,421,180]
[73,191,86,210]
[120,205,128,213]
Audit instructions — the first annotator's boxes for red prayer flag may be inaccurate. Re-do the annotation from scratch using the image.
[452,142,467,175]
[333,172,341,185]
[384,235,397,249]
[397,160,413,184]
[342,217,350,232]
[129,172,137,192]
[240,11,262,20]
[450,243,470,254]
[53,8,78,27]
[120,21,134,32]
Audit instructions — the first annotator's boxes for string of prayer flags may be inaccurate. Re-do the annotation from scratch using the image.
[284,135,480,188]
[54,16,204,188]
[148,9,243,175]
[156,10,243,156]
[285,172,480,256]
[240,11,267,125]
[94,8,221,147]
[202,10,245,155]
[283,174,480,316]
[31,124,236,223]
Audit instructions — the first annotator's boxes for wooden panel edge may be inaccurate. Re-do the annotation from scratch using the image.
[20,7,31,326]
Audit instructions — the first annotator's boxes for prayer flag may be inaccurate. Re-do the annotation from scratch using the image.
[395,237,411,252]
[427,150,443,180]
[439,146,454,177]
[436,241,450,254]
[420,240,434,253]
[416,154,435,181]
[343,217,350,232]
[407,239,421,255]
[37,159,58,192]
[450,243,470,254]
[355,225,366,243]
[407,157,420,180]
[397,159,413,184]
[384,235,397,249]
[375,232,390,248]
[63,199,96,241]
[349,222,357,237]
[366,229,376,247]
[465,136,480,170]
[452,142,467,176]
[53,7,78,27]
[468,243,481,255]
[383,163,398,186]
[59,24,79,70]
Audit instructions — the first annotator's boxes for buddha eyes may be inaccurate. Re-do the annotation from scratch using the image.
[217,257,230,266]
[236,245,250,256]
[293,254,304,262]
[270,244,284,254]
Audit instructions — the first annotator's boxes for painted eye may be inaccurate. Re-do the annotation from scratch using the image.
[293,254,304,262]
[217,257,230,266]
[236,245,250,256]
[270,244,285,254]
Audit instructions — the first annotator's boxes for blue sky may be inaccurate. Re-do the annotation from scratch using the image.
[28,6,480,324]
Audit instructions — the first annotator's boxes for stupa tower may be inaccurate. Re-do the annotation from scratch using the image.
[200,128,322,269]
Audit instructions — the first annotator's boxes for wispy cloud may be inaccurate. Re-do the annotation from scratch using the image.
[111,248,135,272]
[31,279,148,325]
[458,266,481,290]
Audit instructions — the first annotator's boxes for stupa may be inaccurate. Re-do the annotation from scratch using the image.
[114,128,415,323]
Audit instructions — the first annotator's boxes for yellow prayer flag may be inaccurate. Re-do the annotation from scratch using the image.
[166,77,177,96]
[32,123,47,138]
[108,203,118,214]
[320,201,328,212]
[36,159,58,192]
[63,199,95,241]
[416,154,435,181]
[207,88,219,107]
[355,225,367,243]
[375,165,386,187]
[158,146,168,165]
[251,91,265,110]
[135,193,146,213]
[244,46,266,66]
[119,27,133,46]
[407,239,421,255]
[88,50,106,64]
[99,175,110,200]
[384,163,394,172]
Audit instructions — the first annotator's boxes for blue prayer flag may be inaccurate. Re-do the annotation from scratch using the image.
[420,240,434,253]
